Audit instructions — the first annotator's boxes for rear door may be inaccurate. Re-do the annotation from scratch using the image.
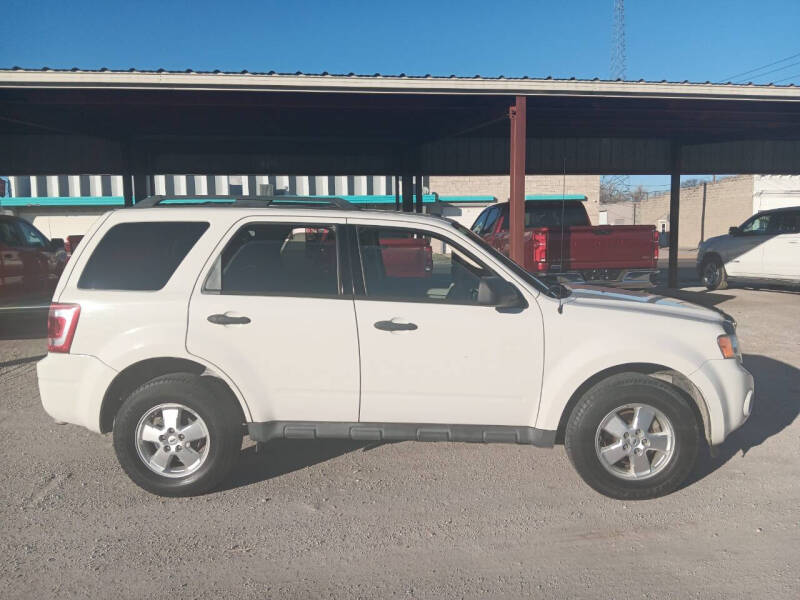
[350,219,542,426]
[761,210,800,279]
[186,217,360,423]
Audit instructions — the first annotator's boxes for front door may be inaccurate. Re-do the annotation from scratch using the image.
[351,220,542,426]
[187,217,360,423]
[0,220,26,306]
[724,213,772,277]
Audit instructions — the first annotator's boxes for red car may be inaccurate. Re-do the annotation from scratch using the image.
[0,215,67,310]
[472,200,659,288]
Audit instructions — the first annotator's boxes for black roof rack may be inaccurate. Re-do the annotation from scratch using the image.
[131,195,359,210]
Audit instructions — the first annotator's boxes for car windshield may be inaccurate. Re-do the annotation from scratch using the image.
[449,220,569,298]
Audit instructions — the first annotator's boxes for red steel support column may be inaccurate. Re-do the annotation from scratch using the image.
[668,142,682,288]
[509,96,527,265]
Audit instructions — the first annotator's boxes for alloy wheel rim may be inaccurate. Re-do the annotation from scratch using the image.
[135,403,210,478]
[594,403,675,480]
[703,262,719,287]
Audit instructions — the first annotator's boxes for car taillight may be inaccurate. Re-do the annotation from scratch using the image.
[532,231,548,271]
[653,229,660,261]
[47,303,81,353]
[424,245,433,272]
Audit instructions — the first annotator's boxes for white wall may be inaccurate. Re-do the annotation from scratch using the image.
[753,175,800,212]
[15,208,108,240]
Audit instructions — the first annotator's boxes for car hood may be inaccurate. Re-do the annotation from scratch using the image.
[699,233,730,248]
[563,285,729,325]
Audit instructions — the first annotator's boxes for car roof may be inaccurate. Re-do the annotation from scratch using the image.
[105,205,457,227]
[757,205,800,215]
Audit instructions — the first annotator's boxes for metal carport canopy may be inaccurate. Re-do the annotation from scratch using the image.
[2,68,800,176]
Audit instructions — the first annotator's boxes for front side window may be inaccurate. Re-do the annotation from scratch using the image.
[740,214,773,235]
[206,223,339,296]
[471,209,489,234]
[482,207,500,235]
[16,220,48,248]
[357,226,494,305]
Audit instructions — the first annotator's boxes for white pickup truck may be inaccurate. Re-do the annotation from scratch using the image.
[37,196,754,500]
[698,206,800,289]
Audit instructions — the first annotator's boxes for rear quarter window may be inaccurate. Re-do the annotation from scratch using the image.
[78,221,209,290]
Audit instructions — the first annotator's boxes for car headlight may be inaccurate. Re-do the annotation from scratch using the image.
[717,334,742,360]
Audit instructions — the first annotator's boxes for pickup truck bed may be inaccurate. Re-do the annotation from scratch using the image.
[472,200,659,288]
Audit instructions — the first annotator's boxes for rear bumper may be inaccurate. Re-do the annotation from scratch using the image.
[37,353,117,433]
[554,269,658,289]
[688,358,754,446]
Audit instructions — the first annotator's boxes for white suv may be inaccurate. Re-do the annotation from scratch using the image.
[37,197,754,499]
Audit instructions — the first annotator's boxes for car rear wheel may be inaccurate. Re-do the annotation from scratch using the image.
[113,373,243,496]
[565,373,700,500]
[702,256,728,290]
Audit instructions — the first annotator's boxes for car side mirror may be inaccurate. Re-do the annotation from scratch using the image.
[728,226,740,236]
[477,276,523,308]
[49,238,66,252]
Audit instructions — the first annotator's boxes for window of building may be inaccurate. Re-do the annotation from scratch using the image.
[78,222,209,290]
[357,226,494,305]
[205,223,339,297]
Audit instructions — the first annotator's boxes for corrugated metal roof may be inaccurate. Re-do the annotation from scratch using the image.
[0,66,796,87]
[1,67,798,101]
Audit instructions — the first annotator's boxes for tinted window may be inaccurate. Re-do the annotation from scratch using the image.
[206,223,339,296]
[740,214,772,234]
[78,222,209,290]
[0,220,24,246]
[471,209,489,234]
[524,201,589,228]
[773,211,800,234]
[358,226,493,305]
[482,207,500,234]
[16,220,48,248]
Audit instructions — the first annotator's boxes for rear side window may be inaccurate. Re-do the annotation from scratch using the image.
[78,222,209,290]
[204,223,339,297]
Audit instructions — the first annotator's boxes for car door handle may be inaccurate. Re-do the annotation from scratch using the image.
[207,313,251,325]
[374,320,418,332]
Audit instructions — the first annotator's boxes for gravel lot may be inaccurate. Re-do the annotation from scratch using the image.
[1,284,798,599]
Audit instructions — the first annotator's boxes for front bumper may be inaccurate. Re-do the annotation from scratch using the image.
[688,358,754,446]
[37,353,118,433]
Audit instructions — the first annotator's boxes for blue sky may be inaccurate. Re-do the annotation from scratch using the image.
[2,0,799,190]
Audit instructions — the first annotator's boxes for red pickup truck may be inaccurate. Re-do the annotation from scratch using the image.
[0,215,68,311]
[471,200,659,288]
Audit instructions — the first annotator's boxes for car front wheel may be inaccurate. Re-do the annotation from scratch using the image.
[565,373,700,500]
[701,256,728,290]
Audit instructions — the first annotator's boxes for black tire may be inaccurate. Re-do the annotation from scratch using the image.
[113,373,243,496]
[701,255,728,290]
[564,373,700,500]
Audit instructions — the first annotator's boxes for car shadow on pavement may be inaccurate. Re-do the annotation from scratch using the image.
[223,439,386,491]
[685,353,800,487]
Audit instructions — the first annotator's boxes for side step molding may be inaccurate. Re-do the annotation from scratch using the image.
[248,421,556,447]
